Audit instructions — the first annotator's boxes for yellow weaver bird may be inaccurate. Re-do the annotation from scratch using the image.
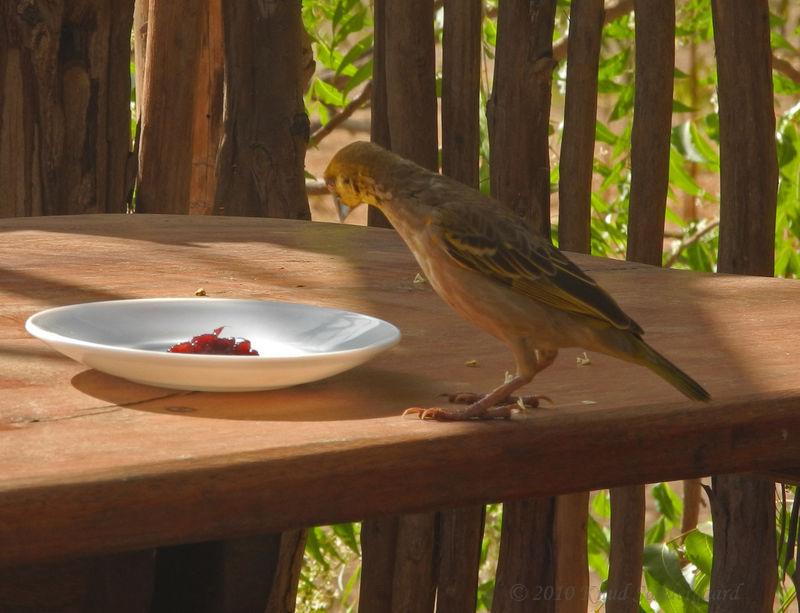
[324,141,711,420]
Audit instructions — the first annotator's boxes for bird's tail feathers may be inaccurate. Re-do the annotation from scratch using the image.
[633,336,711,402]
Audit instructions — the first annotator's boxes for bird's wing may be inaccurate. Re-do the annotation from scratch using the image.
[436,201,641,333]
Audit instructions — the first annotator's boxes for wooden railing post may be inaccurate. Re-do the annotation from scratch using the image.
[708,0,778,611]
[213,1,310,219]
[488,0,557,236]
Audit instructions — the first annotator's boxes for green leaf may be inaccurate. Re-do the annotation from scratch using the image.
[643,544,708,607]
[591,490,611,518]
[671,121,719,169]
[703,113,720,143]
[343,58,373,95]
[771,29,797,53]
[587,514,610,554]
[651,482,684,525]
[604,13,634,40]
[332,522,360,555]
[672,99,697,114]
[313,79,350,107]
[598,48,631,82]
[669,147,705,197]
[608,82,634,121]
[595,121,618,145]
[645,516,668,545]
[483,18,497,48]
[684,530,713,576]
[774,71,800,96]
[305,526,330,570]
[336,33,373,77]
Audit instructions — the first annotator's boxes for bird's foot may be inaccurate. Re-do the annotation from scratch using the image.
[402,393,550,421]
[441,392,550,410]
[402,404,515,421]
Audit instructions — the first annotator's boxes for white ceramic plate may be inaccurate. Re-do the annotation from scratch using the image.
[25,298,401,391]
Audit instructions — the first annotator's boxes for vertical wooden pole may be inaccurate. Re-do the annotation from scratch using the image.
[555,5,603,613]
[151,530,307,613]
[713,0,778,277]
[442,0,482,188]
[369,0,438,227]
[488,4,561,611]
[437,3,486,611]
[136,0,202,214]
[214,0,310,219]
[487,0,556,236]
[607,486,646,613]
[553,492,590,613]
[493,498,556,613]
[557,0,604,253]
[370,0,390,152]
[553,3,603,603]
[626,0,675,265]
[708,0,778,611]
[189,0,224,215]
[436,507,485,612]
[359,513,438,613]
[608,4,677,609]
[359,516,399,612]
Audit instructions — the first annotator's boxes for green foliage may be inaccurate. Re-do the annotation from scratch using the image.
[302,0,373,132]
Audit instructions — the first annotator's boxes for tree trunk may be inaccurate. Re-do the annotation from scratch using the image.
[488,0,556,236]
[214,0,310,219]
[0,0,134,216]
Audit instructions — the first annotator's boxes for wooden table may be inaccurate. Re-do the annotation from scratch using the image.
[2,214,800,573]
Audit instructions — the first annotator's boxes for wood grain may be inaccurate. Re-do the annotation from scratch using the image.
[708,0,779,609]
[1,215,800,568]
[136,0,203,214]
[214,1,310,219]
[607,486,645,613]
[557,0,604,253]
[626,0,675,264]
[488,0,557,235]
[442,0,482,189]
[0,0,134,216]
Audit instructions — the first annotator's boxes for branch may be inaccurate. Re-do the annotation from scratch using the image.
[663,218,720,268]
[308,82,372,147]
[773,55,800,84]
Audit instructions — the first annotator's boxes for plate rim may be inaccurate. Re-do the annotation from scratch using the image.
[25,297,402,362]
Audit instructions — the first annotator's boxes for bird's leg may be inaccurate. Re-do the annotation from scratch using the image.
[442,392,548,409]
[403,374,530,421]
[403,348,557,421]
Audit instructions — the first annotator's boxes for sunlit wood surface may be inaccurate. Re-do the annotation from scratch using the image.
[1,214,799,566]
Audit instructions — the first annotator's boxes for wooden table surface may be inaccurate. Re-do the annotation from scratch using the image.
[2,214,800,567]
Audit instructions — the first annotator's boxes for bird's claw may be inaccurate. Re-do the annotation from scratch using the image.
[403,407,459,421]
[403,403,517,421]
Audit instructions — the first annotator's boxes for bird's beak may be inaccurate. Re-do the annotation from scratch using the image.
[333,194,350,223]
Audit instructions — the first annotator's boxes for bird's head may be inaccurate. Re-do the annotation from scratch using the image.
[324,141,394,221]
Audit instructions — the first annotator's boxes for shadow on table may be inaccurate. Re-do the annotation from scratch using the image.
[70,364,445,422]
